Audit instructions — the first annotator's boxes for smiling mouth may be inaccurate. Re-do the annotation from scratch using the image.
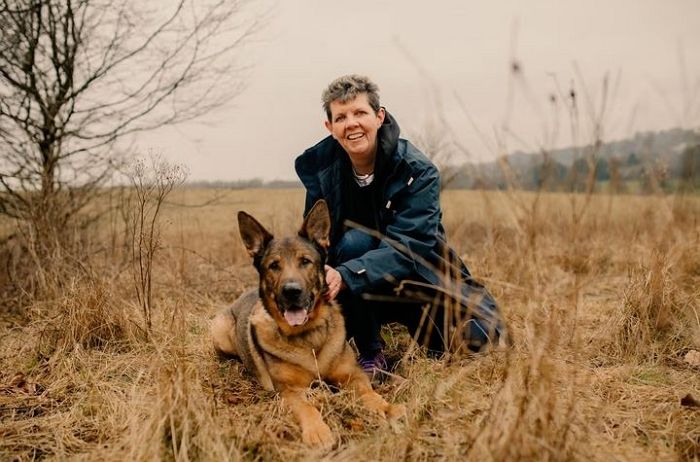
[347,133,364,140]
[283,307,309,326]
[279,295,314,327]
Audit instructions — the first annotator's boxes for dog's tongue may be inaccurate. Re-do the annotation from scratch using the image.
[284,309,308,326]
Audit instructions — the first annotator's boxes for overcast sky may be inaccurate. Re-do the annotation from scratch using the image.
[137,0,700,182]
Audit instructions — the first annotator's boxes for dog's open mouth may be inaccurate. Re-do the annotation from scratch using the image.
[283,307,309,326]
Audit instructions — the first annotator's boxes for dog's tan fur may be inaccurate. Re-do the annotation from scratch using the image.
[211,200,404,447]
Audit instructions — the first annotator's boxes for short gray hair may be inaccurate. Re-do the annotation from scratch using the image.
[322,74,380,121]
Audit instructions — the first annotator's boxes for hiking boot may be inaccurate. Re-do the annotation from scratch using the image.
[358,349,388,382]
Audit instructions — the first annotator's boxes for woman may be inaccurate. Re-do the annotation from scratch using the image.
[295,75,507,377]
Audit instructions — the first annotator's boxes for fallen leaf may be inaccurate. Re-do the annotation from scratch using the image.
[684,350,700,367]
[224,392,243,405]
[680,394,699,408]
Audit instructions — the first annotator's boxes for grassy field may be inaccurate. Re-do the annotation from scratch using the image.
[1,188,698,461]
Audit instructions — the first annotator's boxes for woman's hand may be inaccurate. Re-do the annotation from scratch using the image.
[324,265,345,300]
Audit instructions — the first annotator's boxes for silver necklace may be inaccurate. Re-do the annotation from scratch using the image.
[352,166,374,187]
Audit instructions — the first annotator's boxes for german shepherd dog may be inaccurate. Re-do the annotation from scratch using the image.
[211,200,404,447]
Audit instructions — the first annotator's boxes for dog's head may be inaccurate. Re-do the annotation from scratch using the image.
[237,200,331,333]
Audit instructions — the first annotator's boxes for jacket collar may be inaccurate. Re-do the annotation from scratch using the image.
[377,109,400,165]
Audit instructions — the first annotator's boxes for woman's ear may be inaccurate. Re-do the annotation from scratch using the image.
[376,106,386,125]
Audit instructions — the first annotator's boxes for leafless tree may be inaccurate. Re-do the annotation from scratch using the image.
[0,0,260,253]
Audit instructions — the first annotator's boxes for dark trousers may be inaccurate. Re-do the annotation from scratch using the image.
[333,229,500,356]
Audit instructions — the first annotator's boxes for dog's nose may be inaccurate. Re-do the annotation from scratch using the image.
[281,282,303,300]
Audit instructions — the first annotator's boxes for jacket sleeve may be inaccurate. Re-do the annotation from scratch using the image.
[336,164,441,294]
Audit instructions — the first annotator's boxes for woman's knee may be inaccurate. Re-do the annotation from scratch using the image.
[334,229,378,263]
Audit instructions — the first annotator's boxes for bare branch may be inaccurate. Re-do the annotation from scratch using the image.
[0,0,260,237]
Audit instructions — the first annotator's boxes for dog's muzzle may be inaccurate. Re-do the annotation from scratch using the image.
[279,281,313,326]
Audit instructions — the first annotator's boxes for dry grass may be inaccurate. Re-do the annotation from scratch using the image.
[1,188,699,461]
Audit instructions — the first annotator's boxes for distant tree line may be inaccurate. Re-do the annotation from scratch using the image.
[186,178,302,189]
[446,128,700,193]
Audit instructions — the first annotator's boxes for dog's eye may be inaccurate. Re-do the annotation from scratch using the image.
[268,261,281,271]
[300,257,313,266]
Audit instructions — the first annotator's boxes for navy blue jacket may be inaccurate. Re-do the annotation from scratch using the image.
[295,112,473,296]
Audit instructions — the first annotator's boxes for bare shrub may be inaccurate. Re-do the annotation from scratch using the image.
[124,155,188,336]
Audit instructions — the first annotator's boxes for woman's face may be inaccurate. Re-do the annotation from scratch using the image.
[324,93,385,166]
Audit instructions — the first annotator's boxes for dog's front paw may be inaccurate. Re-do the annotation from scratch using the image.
[302,420,335,448]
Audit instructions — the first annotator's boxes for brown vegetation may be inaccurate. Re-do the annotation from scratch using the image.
[1,188,699,461]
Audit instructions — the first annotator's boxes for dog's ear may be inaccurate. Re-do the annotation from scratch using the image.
[238,211,273,259]
[299,200,331,249]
